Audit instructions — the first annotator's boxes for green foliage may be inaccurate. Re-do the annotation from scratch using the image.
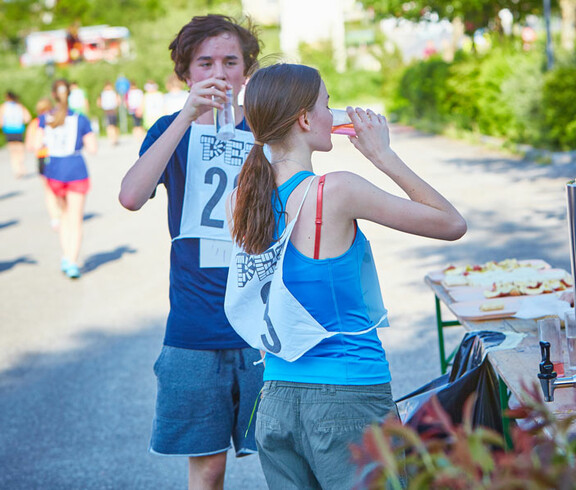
[0,0,245,122]
[541,65,576,150]
[49,0,165,29]
[298,42,384,108]
[358,0,547,32]
[351,384,576,489]
[395,57,450,122]
[442,56,481,131]
[389,44,575,150]
[0,0,40,44]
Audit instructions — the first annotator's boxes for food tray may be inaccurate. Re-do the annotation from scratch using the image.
[447,297,523,321]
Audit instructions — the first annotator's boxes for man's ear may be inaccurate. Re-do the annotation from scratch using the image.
[297,111,311,132]
[184,70,193,88]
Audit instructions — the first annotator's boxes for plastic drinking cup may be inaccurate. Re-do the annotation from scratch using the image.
[330,109,356,136]
[538,316,565,376]
[215,88,235,141]
[564,310,576,371]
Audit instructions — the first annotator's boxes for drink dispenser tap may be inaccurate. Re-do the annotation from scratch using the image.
[538,341,576,402]
[538,341,557,401]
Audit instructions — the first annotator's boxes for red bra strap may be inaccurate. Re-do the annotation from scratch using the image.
[314,175,326,260]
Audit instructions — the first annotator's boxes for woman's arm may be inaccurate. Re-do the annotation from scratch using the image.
[22,105,32,125]
[119,77,230,211]
[34,126,44,153]
[24,118,38,152]
[337,107,467,241]
[82,132,97,154]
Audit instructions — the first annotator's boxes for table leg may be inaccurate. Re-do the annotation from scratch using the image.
[498,376,513,450]
[434,295,461,374]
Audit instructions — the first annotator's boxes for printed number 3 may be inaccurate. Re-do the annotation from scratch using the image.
[260,282,281,353]
[201,167,240,229]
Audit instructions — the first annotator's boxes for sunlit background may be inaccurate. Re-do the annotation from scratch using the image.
[1,0,575,151]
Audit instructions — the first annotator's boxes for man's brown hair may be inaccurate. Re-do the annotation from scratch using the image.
[169,14,260,81]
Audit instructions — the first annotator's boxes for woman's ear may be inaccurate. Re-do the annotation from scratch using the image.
[297,111,311,132]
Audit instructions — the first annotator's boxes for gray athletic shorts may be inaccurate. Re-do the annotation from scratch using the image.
[149,346,264,457]
[256,380,399,489]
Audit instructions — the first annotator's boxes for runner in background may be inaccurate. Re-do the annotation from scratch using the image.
[141,80,164,131]
[0,91,32,178]
[68,81,90,116]
[36,79,97,279]
[163,73,188,115]
[97,82,120,145]
[25,97,61,231]
[126,80,145,140]
[119,15,263,490]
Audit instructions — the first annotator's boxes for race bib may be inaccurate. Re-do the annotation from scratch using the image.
[44,114,78,157]
[225,176,389,362]
[176,123,254,244]
[199,238,233,268]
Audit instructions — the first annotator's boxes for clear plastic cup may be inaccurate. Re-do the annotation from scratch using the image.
[538,316,565,376]
[330,109,355,136]
[564,310,576,372]
[215,88,235,141]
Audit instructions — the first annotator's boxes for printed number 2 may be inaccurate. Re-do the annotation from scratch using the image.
[201,167,227,228]
[260,282,281,353]
[201,168,240,228]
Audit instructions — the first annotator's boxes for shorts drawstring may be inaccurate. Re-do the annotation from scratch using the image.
[216,350,224,374]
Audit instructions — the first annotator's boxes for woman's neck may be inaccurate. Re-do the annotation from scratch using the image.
[269,147,313,172]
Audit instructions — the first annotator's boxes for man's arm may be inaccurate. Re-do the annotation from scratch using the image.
[119,77,230,211]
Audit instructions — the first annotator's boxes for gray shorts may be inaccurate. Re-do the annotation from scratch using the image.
[256,381,399,489]
[150,346,264,457]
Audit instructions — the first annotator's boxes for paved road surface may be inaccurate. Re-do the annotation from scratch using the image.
[1,127,575,489]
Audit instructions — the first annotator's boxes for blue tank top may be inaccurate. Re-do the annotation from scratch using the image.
[265,171,391,385]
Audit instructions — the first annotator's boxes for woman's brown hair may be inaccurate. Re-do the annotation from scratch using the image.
[232,64,321,254]
[169,14,260,80]
[48,79,70,128]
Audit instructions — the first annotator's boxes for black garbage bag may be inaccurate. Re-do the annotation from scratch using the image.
[395,331,504,435]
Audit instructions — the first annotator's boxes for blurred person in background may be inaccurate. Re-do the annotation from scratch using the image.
[97,81,120,145]
[68,81,90,116]
[25,97,61,231]
[163,73,189,115]
[35,79,97,279]
[141,79,164,131]
[1,91,32,178]
[126,80,145,140]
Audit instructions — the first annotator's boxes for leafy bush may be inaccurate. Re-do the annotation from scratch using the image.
[500,52,545,144]
[351,383,576,489]
[541,65,576,150]
[474,51,517,137]
[389,45,570,150]
[298,41,384,108]
[394,57,451,123]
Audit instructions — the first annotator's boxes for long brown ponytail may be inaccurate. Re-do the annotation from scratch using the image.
[232,64,321,254]
[49,79,70,128]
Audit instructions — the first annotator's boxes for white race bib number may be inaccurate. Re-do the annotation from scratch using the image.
[44,114,78,157]
[175,123,254,245]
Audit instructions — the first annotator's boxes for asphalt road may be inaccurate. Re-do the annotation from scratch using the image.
[1,127,575,489]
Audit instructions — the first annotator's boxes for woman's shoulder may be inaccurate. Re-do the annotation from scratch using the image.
[322,171,366,194]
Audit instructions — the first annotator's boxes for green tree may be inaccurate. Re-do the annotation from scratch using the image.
[45,0,165,29]
[359,0,544,34]
[0,0,165,47]
[0,0,42,46]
